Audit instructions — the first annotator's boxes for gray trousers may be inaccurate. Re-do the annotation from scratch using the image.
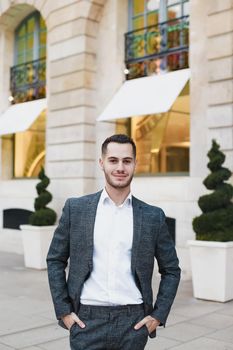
[69,304,149,350]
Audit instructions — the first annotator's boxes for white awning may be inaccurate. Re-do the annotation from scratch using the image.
[0,98,47,136]
[97,69,190,121]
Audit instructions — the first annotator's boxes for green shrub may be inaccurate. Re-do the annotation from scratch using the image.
[193,140,233,241]
[29,167,57,226]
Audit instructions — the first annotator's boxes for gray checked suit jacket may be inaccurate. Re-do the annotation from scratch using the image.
[47,191,180,338]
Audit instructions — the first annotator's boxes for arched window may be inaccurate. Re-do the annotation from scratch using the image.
[15,11,46,65]
[11,11,46,103]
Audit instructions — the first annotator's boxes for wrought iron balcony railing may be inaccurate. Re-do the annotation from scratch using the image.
[10,57,46,104]
[125,16,189,80]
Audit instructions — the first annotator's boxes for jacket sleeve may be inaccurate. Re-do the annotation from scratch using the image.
[151,209,181,327]
[46,199,74,320]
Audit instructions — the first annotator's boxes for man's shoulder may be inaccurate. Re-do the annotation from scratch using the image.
[132,196,164,215]
[66,191,102,207]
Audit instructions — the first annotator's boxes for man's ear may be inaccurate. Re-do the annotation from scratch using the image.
[99,158,104,170]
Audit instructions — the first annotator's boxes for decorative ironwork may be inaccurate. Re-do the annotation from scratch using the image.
[10,57,46,104]
[125,16,189,80]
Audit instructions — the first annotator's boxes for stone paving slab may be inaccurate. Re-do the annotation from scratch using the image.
[218,304,233,317]
[0,325,67,349]
[146,336,181,350]
[170,337,233,350]
[32,337,70,350]
[173,300,224,318]
[157,322,215,342]
[162,313,187,327]
[207,325,233,344]
[0,343,15,350]
[0,313,54,337]
[21,347,43,350]
[0,297,52,319]
[189,312,233,329]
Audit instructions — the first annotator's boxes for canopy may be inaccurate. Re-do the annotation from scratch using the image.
[0,98,47,135]
[97,69,190,121]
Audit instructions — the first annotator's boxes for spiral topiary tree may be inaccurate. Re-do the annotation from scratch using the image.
[29,167,57,226]
[193,140,233,241]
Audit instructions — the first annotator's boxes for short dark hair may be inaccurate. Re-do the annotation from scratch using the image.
[101,134,136,158]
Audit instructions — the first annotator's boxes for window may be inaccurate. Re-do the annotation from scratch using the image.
[1,12,47,179]
[13,110,46,178]
[126,0,189,78]
[116,82,190,175]
[11,11,46,104]
[15,11,46,65]
[130,0,160,31]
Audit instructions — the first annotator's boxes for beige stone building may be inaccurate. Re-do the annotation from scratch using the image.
[0,0,232,277]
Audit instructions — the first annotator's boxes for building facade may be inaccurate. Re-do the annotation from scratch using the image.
[0,0,232,277]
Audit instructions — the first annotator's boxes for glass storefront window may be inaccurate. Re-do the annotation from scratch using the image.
[13,110,46,178]
[1,110,46,179]
[116,82,190,175]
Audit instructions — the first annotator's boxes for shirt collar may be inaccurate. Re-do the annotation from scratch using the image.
[100,188,132,208]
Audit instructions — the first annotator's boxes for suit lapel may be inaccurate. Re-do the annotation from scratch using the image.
[131,196,142,274]
[84,191,102,264]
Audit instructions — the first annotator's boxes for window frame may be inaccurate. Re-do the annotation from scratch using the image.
[14,11,46,65]
[128,0,189,30]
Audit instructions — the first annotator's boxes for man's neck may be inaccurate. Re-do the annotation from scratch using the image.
[105,185,131,206]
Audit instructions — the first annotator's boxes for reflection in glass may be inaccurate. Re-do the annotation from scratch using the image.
[184,2,189,16]
[27,35,34,50]
[14,110,46,178]
[127,0,189,79]
[116,82,190,174]
[27,17,35,33]
[167,0,180,5]
[168,5,181,19]
[133,0,145,15]
[15,11,46,65]
[147,0,159,11]
[18,24,26,37]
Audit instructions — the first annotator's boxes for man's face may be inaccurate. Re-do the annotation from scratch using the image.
[99,142,136,189]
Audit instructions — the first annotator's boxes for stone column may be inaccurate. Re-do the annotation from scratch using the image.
[206,0,233,171]
[189,0,209,178]
[44,1,104,201]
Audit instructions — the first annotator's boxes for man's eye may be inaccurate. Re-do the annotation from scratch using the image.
[109,159,117,163]
[124,160,131,164]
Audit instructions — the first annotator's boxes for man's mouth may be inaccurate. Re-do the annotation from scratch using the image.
[113,174,127,179]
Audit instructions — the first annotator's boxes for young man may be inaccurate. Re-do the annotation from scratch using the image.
[47,134,180,350]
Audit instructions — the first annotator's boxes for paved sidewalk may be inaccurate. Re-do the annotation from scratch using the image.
[0,251,233,350]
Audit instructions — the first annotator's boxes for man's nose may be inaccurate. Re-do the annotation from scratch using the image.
[116,161,124,171]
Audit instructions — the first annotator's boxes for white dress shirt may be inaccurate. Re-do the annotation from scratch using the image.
[80,189,143,305]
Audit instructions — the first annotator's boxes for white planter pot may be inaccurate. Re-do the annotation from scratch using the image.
[188,240,233,302]
[20,225,57,270]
